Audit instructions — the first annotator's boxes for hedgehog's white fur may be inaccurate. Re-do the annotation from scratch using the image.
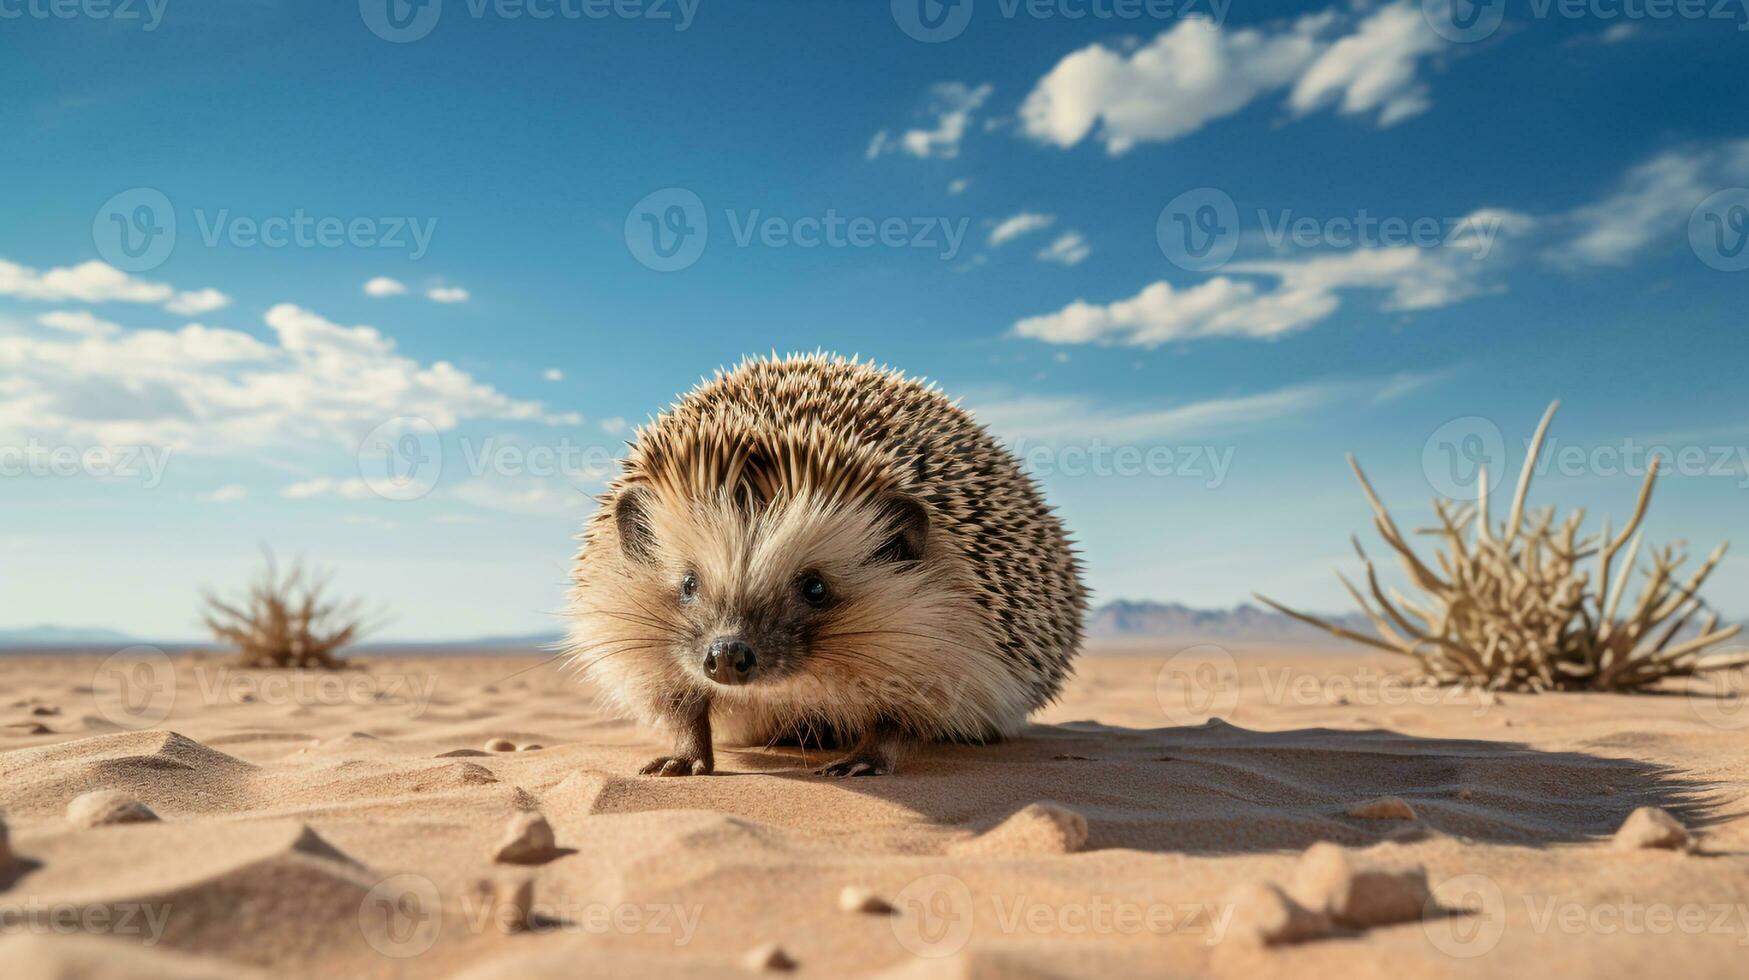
[566,353,1085,747]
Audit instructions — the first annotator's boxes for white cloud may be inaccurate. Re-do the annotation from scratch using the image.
[967,373,1434,444]
[0,298,577,454]
[1288,2,1442,127]
[198,484,248,504]
[364,276,408,297]
[282,477,374,499]
[1019,5,1443,154]
[427,286,470,304]
[1599,23,1639,44]
[599,417,628,435]
[36,310,123,338]
[163,288,230,316]
[989,212,1055,248]
[1036,231,1091,266]
[1554,141,1749,266]
[948,178,971,195]
[1013,235,1510,348]
[868,82,993,160]
[543,368,564,382]
[0,259,230,316]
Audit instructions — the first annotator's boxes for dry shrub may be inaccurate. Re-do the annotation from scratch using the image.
[1258,402,1742,691]
[203,550,374,668]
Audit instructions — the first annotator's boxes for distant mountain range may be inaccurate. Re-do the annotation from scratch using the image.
[1087,601,1374,643]
[0,625,142,647]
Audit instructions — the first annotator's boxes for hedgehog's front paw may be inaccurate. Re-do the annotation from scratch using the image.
[640,755,713,776]
[815,753,894,778]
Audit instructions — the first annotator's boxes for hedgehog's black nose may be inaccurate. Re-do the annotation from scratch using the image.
[703,638,756,685]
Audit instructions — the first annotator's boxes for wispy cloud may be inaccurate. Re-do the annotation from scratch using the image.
[1036,231,1091,266]
[868,82,993,160]
[427,285,470,304]
[0,259,230,316]
[965,372,1442,444]
[364,276,407,297]
[1552,140,1749,267]
[989,212,1055,248]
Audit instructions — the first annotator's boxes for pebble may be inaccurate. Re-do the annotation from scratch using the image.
[494,812,560,864]
[1612,807,1691,851]
[1291,842,1430,928]
[1223,880,1331,946]
[483,738,517,753]
[838,886,894,914]
[67,790,160,828]
[742,942,796,972]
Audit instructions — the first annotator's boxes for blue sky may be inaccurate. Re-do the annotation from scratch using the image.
[2,0,1747,640]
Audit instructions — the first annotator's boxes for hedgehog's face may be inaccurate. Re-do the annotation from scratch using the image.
[605,485,930,691]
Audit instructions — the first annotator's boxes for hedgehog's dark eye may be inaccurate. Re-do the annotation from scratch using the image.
[797,573,830,608]
[679,571,699,603]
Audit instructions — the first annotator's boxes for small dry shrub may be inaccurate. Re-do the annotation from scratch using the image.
[1259,402,1741,691]
[203,550,374,669]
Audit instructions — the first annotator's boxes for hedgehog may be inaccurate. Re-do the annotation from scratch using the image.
[565,354,1085,777]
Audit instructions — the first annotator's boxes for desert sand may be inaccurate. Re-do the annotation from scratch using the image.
[3,643,1747,978]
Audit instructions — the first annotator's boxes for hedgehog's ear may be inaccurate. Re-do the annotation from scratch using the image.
[613,485,658,565]
[870,493,929,565]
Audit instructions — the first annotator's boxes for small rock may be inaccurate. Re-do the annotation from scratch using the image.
[30,706,60,716]
[1612,807,1691,852]
[518,744,544,752]
[742,942,796,972]
[1347,797,1416,821]
[435,749,490,758]
[838,885,894,914]
[494,812,559,864]
[472,876,534,934]
[1455,788,1473,801]
[1291,842,1430,928]
[67,790,159,828]
[947,802,1088,856]
[483,738,516,753]
[5,722,50,735]
[0,813,13,872]
[1223,881,1331,946]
